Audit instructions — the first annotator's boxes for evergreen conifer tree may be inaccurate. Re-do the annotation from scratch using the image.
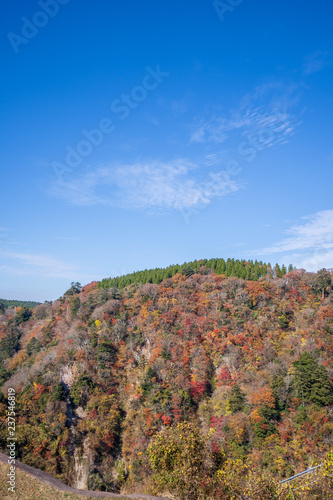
[229,384,246,413]
[292,352,333,406]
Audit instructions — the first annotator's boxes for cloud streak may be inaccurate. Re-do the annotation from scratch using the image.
[0,250,95,280]
[260,211,333,254]
[256,211,333,272]
[190,80,301,148]
[302,51,330,76]
[49,159,242,211]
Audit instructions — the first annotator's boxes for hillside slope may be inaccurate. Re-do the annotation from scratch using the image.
[0,452,167,499]
[1,264,333,498]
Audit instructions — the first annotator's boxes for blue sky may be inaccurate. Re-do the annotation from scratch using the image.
[1,0,333,301]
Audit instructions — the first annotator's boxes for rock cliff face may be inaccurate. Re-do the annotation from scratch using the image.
[0,268,333,497]
[60,365,88,489]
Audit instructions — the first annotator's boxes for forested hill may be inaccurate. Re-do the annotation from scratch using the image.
[1,265,333,499]
[98,257,292,289]
[0,299,41,311]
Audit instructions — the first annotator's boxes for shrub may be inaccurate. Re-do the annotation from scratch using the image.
[148,421,207,499]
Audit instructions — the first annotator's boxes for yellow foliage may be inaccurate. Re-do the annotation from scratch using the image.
[228,413,247,444]
[250,409,262,423]
[7,350,28,371]
[57,413,67,424]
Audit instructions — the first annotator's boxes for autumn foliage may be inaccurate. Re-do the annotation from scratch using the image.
[0,264,333,498]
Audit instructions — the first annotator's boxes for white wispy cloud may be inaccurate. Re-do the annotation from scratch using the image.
[0,251,94,280]
[49,159,242,211]
[287,251,333,272]
[302,51,330,76]
[257,211,333,271]
[260,211,333,254]
[190,80,301,147]
[190,116,236,144]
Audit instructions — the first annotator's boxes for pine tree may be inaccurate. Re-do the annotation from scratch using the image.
[292,352,333,406]
[229,384,246,413]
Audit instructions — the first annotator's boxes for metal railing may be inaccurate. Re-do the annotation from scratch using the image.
[279,463,325,497]
[279,463,323,485]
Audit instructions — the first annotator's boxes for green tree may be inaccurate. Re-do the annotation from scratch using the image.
[317,268,332,299]
[26,337,43,356]
[0,365,10,386]
[13,307,32,325]
[181,266,195,278]
[69,295,80,316]
[275,263,282,278]
[52,383,66,401]
[229,384,246,413]
[278,314,289,329]
[292,352,333,406]
[0,330,21,362]
[64,281,82,296]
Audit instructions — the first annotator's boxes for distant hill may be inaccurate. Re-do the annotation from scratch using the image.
[0,299,41,310]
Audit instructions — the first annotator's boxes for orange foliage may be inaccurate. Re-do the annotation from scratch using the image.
[248,386,275,408]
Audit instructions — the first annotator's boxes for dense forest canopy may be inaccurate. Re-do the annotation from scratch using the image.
[0,299,41,311]
[98,257,293,290]
[1,262,333,499]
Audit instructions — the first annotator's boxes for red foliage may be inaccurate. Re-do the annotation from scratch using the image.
[171,408,182,422]
[190,381,206,400]
[217,367,232,386]
[37,384,46,395]
[89,408,98,421]
[211,441,220,453]
[103,431,115,449]
[33,445,44,455]
[161,415,172,425]
[210,415,224,428]
[81,281,98,293]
